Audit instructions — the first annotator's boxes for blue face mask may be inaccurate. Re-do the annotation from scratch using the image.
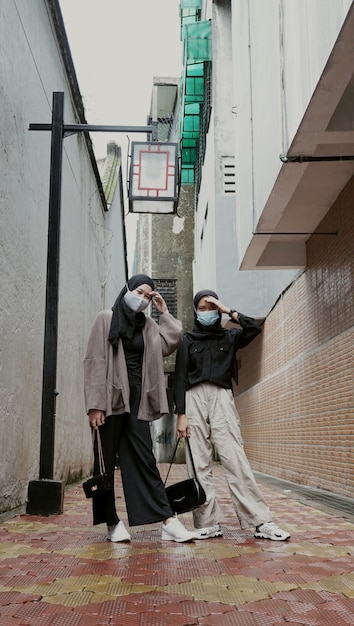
[196,310,220,326]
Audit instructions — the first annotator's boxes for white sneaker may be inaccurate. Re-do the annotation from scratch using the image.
[107,520,131,542]
[254,521,290,541]
[195,523,223,539]
[161,517,197,543]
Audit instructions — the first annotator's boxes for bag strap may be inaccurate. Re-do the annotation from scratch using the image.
[164,437,197,485]
[92,429,106,475]
[164,439,179,485]
[184,436,198,479]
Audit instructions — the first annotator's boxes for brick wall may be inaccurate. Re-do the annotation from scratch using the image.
[235,175,354,499]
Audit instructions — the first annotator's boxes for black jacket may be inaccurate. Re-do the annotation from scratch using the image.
[173,313,261,414]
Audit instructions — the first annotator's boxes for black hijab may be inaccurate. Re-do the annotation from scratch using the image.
[108,274,155,346]
[188,289,225,338]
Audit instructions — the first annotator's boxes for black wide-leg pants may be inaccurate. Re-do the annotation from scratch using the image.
[92,388,173,527]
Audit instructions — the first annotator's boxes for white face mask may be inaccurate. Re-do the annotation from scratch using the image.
[123,288,150,313]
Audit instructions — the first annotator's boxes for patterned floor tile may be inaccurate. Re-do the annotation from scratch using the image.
[0,464,353,625]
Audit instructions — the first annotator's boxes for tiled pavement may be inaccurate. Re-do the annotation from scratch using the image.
[0,463,353,626]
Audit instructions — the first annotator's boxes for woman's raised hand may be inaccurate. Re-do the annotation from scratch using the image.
[151,291,168,314]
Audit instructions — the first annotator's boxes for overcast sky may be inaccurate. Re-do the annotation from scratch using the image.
[59,0,182,272]
[59,0,182,159]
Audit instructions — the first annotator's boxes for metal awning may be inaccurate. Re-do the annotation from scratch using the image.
[242,6,354,270]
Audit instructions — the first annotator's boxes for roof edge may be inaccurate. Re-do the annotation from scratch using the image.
[46,0,107,211]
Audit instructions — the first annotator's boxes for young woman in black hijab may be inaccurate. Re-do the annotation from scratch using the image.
[174,289,290,542]
[84,274,196,543]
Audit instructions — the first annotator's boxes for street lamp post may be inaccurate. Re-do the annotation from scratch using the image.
[26,92,177,515]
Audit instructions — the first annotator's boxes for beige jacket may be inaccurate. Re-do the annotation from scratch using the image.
[83,310,182,421]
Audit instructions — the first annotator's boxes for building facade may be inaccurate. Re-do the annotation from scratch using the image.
[177,0,354,498]
[0,0,127,516]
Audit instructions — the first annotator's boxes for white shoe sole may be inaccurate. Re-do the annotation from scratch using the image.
[254,532,290,541]
[161,530,196,543]
[107,536,130,543]
[107,523,131,542]
[196,529,223,539]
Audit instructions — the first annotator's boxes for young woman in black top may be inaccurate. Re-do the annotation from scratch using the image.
[174,289,290,542]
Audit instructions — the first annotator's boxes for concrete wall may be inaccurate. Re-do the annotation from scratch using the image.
[136,184,195,462]
[194,0,299,318]
[0,0,126,514]
[232,0,353,263]
[235,174,354,499]
[193,119,217,294]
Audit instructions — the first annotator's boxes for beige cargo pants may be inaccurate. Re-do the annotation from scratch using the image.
[185,382,272,530]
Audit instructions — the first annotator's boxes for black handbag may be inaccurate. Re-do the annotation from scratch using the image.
[164,437,206,514]
[83,429,112,498]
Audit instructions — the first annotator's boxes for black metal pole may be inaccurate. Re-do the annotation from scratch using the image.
[39,92,64,480]
[27,92,160,514]
[29,123,154,135]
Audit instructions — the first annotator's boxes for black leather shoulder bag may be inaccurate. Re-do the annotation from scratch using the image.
[164,437,206,514]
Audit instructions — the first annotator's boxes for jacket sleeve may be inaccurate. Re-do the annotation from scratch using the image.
[157,311,183,357]
[173,336,189,414]
[234,312,262,349]
[83,311,109,414]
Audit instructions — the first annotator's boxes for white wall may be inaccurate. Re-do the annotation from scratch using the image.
[194,118,217,292]
[233,0,353,263]
[194,0,298,317]
[0,0,126,514]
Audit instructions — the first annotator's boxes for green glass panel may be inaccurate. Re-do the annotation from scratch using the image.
[186,63,204,77]
[179,23,211,183]
[182,138,198,147]
[186,39,211,63]
[181,13,199,27]
[182,134,199,142]
[181,8,200,24]
[185,103,200,115]
[182,147,197,164]
[184,96,203,103]
[185,20,211,63]
[181,7,199,16]
[183,118,193,132]
[185,96,204,103]
[180,0,201,8]
[185,77,204,97]
[195,78,204,96]
[183,116,200,133]
[181,168,195,184]
[185,20,211,39]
